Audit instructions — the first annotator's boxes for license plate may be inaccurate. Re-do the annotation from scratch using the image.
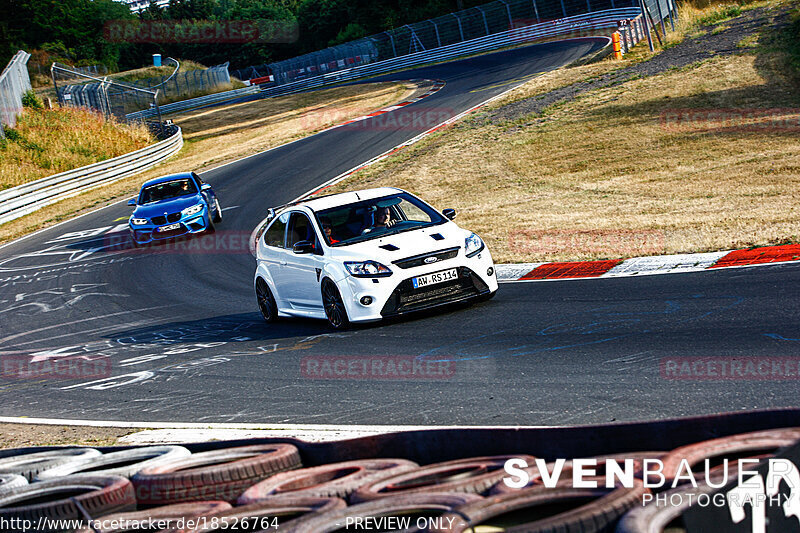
[156,223,181,232]
[412,268,458,289]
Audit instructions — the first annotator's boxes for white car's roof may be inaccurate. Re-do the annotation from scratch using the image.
[297,187,404,212]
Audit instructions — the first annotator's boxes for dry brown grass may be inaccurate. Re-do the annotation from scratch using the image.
[0,82,415,244]
[0,107,153,189]
[325,16,800,263]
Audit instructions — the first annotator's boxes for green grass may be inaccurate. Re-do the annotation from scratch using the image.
[698,4,743,25]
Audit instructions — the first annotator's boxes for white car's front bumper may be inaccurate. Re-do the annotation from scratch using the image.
[337,248,498,323]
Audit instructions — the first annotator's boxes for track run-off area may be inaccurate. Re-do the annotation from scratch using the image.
[1,39,799,426]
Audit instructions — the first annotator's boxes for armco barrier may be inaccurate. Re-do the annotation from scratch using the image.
[126,86,259,121]
[128,8,641,120]
[0,125,183,226]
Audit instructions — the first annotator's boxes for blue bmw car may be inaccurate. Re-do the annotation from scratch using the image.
[127,172,222,246]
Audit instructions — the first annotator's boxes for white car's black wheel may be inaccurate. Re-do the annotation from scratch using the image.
[322,280,350,330]
[256,278,278,323]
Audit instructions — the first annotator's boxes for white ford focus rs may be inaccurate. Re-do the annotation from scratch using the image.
[249,187,498,329]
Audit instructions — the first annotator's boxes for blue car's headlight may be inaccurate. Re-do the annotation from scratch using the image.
[131,218,148,225]
[182,203,204,217]
[465,232,485,257]
[344,261,393,277]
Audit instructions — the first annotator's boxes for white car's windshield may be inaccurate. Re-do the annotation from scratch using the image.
[139,178,197,204]
[315,193,446,246]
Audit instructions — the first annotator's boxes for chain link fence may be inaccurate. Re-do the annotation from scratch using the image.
[231,0,674,86]
[0,51,33,139]
[52,61,231,125]
[258,0,651,85]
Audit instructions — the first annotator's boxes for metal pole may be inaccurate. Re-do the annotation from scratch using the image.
[532,0,540,23]
[452,13,465,41]
[499,0,513,27]
[668,0,676,30]
[559,0,568,18]
[51,63,62,106]
[655,0,667,38]
[639,0,655,51]
[431,20,441,47]
[478,7,490,35]
[154,89,164,138]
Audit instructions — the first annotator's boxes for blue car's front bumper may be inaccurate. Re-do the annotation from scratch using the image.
[129,207,211,245]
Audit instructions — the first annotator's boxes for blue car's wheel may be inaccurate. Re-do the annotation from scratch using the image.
[211,197,222,223]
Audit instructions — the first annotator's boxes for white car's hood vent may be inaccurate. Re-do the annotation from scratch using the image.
[379,244,399,251]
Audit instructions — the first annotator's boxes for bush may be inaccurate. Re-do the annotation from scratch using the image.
[21,90,43,109]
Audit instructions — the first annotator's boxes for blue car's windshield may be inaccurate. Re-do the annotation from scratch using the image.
[140,178,197,204]
[315,193,446,246]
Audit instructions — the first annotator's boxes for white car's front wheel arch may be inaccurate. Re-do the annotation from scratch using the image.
[320,278,350,330]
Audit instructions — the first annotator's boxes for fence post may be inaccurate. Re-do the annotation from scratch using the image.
[655,0,667,37]
[499,0,513,28]
[431,20,442,47]
[559,0,568,18]
[477,7,490,35]
[531,0,540,22]
[639,0,655,51]
[452,13,465,41]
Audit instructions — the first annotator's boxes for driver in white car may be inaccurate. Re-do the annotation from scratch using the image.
[362,206,396,234]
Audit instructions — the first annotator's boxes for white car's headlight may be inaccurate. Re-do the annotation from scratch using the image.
[130,218,149,225]
[344,261,393,277]
[182,203,204,217]
[465,232,485,257]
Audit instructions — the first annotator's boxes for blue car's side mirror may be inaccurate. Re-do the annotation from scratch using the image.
[127,198,136,206]
[201,184,211,191]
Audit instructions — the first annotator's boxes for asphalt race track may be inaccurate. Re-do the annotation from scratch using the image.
[1,39,799,426]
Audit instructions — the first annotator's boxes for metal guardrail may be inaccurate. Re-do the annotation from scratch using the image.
[126,85,259,121]
[127,8,640,120]
[0,125,183,226]
[0,51,32,135]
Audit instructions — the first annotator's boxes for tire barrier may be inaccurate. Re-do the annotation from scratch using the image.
[35,445,191,481]
[0,475,136,532]
[130,444,302,506]
[0,474,27,497]
[433,482,648,533]
[490,452,666,495]
[349,455,536,503]
[0,448,101,481]
[0,424,797,532]
[282,493,482,533]
[178,495,346,532]
[75,501,231,533]
[658,428,800,485]
[237,459,419,502]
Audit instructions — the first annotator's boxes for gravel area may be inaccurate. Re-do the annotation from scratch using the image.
[487,6,782,123]
[0,423,134,448]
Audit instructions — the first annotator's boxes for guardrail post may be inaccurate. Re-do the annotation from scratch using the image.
[477,7,490,35]
[499,0,513,27]
[452,13,465,41]
[559,0,568,18]
[531,0,540,23]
